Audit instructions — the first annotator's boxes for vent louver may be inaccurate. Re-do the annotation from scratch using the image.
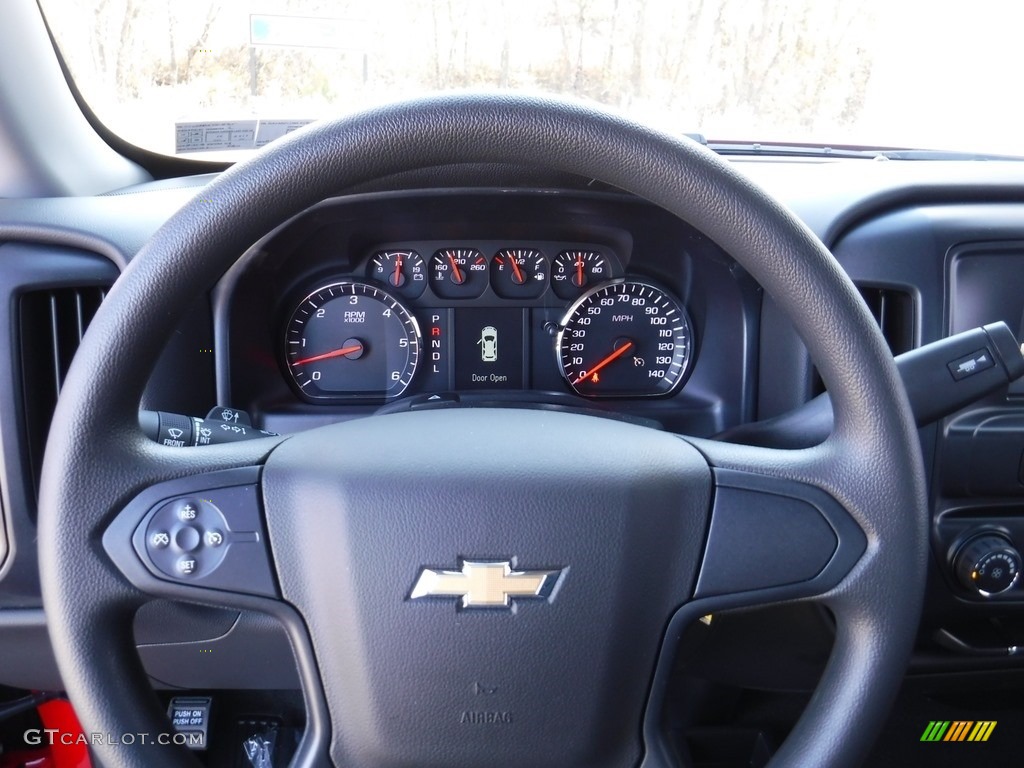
[19,286,107,499]
[856,285,915,356]
[811,285,915,397]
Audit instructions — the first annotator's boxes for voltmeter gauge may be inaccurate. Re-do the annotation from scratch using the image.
[557,280,693,398]
[368,250,427,298]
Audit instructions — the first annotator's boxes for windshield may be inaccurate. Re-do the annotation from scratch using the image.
[38,1,1024,160]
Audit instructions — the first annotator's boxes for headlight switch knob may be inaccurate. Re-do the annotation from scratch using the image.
[954,534,1022,597]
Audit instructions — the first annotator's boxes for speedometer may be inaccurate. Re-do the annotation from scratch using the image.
[557,280,694,397]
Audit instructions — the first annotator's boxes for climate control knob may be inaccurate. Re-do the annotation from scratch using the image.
[953,534,1022,597]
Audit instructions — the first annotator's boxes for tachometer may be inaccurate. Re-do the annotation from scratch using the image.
[557,280,693,397]
[285,281,421,400]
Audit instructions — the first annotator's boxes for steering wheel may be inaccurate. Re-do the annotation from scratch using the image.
[38,94,927,768]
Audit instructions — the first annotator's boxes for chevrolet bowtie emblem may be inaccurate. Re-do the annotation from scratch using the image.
[409,560,563,609]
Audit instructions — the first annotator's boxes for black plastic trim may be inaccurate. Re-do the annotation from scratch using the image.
[642,496,864,768]
[0,607,59,689]
[138,610,301,690]
[638,598,805,768]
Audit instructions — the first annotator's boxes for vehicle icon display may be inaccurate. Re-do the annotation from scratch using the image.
[478,326,498,362]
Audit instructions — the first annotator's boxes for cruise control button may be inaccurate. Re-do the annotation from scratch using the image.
[125,475,278,597]
[175,526,201,552]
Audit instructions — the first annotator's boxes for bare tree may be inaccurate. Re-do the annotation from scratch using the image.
[47,0,882,154]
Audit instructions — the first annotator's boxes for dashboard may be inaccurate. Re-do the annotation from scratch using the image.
[7,157,1024,741]
[218,190,759,436]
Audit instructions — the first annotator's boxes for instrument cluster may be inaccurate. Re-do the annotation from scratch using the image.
[281,241,696,403]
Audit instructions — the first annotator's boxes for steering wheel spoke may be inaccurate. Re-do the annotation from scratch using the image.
[683,436,867,609]
[94,450,334,768]
[102,465,279,605]
[50,431,288,610]
[695,464,866,607]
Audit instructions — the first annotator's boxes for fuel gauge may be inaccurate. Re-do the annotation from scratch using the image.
[368,250,427,298]
[491,248,547,299]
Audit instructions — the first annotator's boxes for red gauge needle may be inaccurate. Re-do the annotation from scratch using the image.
[575,254,585,287]
[293,342,363,366]
[393,253,404,286]
[572,341,634,385]
[508,255,525,284]
[448,254,465,284]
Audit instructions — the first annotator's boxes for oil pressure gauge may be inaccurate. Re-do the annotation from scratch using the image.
[557,279,693,397]
[551,250,609,299]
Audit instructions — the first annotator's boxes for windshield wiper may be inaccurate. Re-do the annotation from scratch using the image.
[696,139,1024,162]
[870,148,1024,161]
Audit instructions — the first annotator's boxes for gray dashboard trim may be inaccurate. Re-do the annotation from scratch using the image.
[735,159,1024,246]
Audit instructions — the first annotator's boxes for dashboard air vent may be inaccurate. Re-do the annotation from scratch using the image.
[856,285,914,356]
[19,286,107,498]
[810,285,914,398]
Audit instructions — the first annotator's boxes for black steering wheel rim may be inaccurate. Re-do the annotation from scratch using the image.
[38,93,927,768]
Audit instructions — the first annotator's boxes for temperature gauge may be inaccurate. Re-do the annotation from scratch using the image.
[429,248,489,299]
[491,248,548,299]
[368,250,427,298]
[551,250,609,299]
